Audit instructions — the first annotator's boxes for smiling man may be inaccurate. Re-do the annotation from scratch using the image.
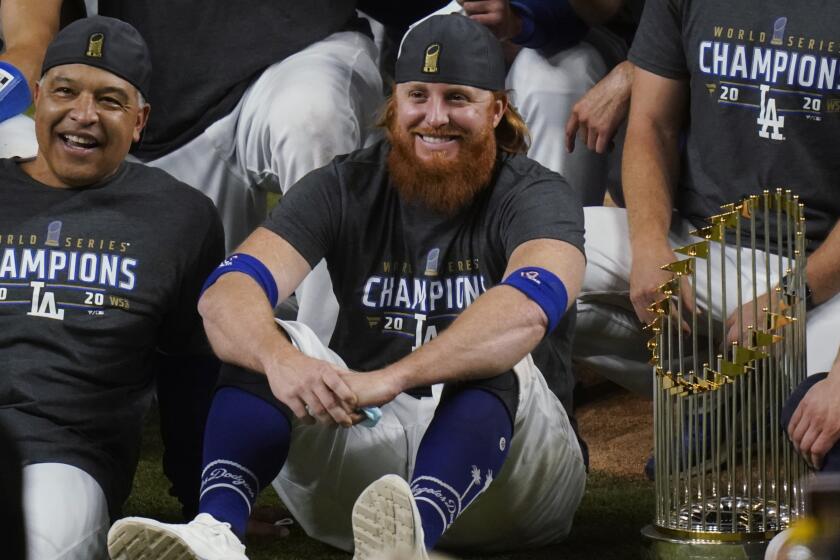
[107,14,586,560]
[0,16,224,560]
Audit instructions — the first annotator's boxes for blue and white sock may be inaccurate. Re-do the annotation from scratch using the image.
[410,388,513,550]
[198,387,291,539]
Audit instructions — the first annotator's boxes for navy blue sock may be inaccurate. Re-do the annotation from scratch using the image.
[410,388,513,550]
[198,387,291,539]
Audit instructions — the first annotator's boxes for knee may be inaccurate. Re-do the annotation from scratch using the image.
[265,87,361,158]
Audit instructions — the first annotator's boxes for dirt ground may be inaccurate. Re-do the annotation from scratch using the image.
[575,369,653,479]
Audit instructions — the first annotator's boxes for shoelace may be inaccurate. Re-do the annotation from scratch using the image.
[192,517,239,543]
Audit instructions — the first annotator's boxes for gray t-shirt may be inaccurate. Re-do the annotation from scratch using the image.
[0,159,224,514]
[630,0,840,251]
[263,141,585,388]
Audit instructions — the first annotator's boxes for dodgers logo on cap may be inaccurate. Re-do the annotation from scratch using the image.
[423,43,440,73]
[86,33,104,58]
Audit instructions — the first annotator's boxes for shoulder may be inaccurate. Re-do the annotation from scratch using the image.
[331,140,389,178]
[121,162,219,216]
[289,140,389,198]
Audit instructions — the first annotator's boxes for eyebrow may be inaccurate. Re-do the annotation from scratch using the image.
[48,75,132,101]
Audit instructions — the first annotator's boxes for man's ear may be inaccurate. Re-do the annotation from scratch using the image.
[32,80,42,107]
[491,94,507,128]
[133,103,151,143]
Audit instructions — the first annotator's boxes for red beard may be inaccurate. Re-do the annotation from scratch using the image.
[386,113,498,214]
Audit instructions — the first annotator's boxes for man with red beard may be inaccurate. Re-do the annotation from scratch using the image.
[108,14,586,560]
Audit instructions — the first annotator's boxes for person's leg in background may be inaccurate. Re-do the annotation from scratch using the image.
[507,43,610,206]
[146,30,383,344]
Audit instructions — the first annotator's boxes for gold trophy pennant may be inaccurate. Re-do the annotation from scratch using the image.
[647,297,671,315]
[661,258,694,276]
[750,329,783,348]
[644,315,663,333]
[767,311,796,331]
[674,241,711,259]
[731,345,768,365]
[693,223,726,242]
[719,359,751,378]
[707,369,734,386]
[710,210,739,228]
[657,278,681,296]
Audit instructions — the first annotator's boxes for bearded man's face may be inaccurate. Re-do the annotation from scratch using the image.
[386,82,505,214]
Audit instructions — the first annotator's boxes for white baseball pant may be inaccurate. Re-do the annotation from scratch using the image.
[270,319,587,554]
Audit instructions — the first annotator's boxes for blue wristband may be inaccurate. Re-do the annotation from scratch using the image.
[501,267,568,334]
[201,253,279,308]
[0,61,32,124]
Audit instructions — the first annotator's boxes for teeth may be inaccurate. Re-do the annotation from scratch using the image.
[420,135,454,144]
[63,134,97,147]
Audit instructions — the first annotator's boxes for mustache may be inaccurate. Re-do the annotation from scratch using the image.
[410,125,467,138]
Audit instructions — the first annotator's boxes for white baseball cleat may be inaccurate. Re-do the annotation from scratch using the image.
[352,474,429,560]
[107,513,248,560]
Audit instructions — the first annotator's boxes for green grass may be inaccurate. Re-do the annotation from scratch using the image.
[124,408,655,559]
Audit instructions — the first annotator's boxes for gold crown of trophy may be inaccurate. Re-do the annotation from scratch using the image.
[642,190,810,559]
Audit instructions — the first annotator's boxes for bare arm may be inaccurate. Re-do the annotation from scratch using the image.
[1,0,63,94]
[198,227,358,425]
[622,67,689,324]
[344,238,585,406]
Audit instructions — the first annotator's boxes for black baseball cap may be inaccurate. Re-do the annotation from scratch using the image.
[396,14,505,91]
[41,16,152,100]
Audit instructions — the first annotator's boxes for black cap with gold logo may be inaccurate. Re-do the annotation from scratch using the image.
[41,16,152,100]
[396,14,505,91]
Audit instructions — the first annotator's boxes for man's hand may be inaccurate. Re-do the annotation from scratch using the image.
[341,369,403,411]
[788,373,840,470]
[264,352,359,427]
[723,289,783,346]
[565,61,634,154]
[458,0,523,41]
[629,241,696,329]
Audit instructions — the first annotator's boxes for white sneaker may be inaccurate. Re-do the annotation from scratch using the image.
[107,513,248,560]
[352,474,429,560]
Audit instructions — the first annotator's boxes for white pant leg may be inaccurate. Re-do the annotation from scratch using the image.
[269,320,435,552]
[23,463,109,560]
[440,354,586,553]
[0,114,38,159]
[507,44,610,206]
[804,292,840,376]
[271,320,585,553]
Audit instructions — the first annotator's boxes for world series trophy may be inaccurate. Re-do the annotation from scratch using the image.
[642,190,811,559]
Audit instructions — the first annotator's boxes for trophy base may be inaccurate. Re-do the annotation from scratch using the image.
[641,525,772,560]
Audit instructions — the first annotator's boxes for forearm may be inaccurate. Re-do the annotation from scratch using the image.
[622,113,680,252]
[1,0,62,93]
[198,274,296,374]
[387,285,549,389]
[384,239,585,390]
[804,220,840,306]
